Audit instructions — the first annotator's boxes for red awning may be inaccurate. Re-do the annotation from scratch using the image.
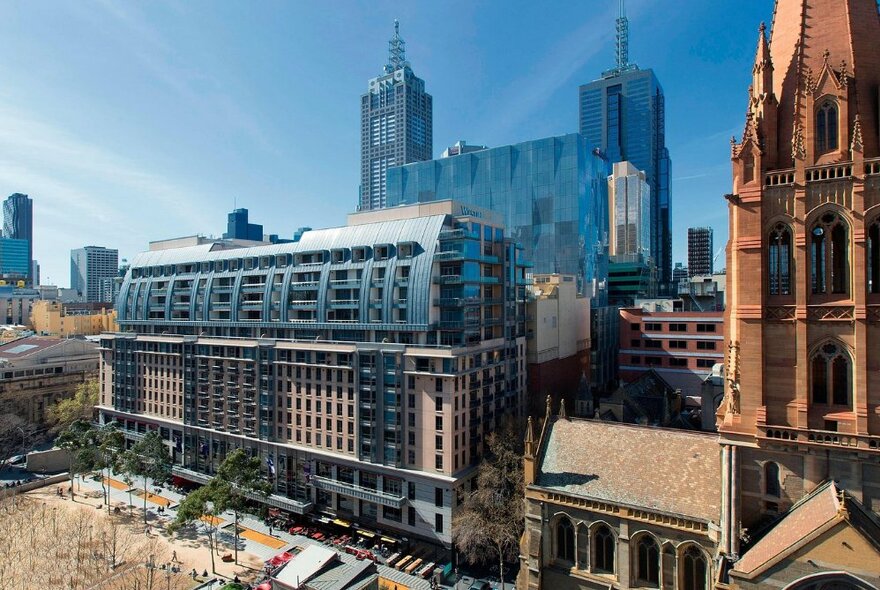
[267,551,294,567]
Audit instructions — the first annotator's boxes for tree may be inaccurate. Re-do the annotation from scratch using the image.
[57,419,97,501]
[168,481,224,574]
[0,413,38,471]
[121,431,171,526]
[49,379,99,433]
[94,423,125,514]
[453,419,525,590]
[213,449,272,564]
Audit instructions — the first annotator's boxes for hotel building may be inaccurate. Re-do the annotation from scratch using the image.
[98,201,528,548]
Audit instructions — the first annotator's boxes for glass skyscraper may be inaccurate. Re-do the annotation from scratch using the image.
[579,63,672,290]
[359,21,432,211]
[0,238,30,281]
[3,193,33,285]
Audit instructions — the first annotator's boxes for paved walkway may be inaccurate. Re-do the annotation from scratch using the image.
[76,474,438,589]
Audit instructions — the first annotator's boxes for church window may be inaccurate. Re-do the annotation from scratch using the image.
[810,212,848,295]
[592,524,615,574]
[764,462,780,497]
[815,100,839,154]
[810,343,851,407]
[634,535,660,587]
[769,223,792,295]
[555,516,575,563]
[681,545,708,590]
[869,221,880,294]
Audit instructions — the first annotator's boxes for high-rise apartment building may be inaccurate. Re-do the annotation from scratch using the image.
[687,226,713,277]
[359,21,432,211]
[3,193,33,286]
[70,246,119,303]
[98,201,528,548]
[385,133,616,392]
[578,4,672,290]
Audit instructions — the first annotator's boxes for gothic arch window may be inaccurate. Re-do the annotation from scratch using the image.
[680,545,708,590]
[868,219,880,294]
[633,534,660,588]
[811,342,851,407]
[815,100,839,154]
[769,223,793,295]
[592,524,615,574]
[764,462,781,497]
[810,212,849,295]
[576,523,589,569]
[555,516,575,563]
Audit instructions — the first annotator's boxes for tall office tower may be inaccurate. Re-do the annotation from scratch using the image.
[0,238,30,283]
[608,161,651,258]
[721,0,880,561]
[359,21,432,211]
[70,246,119,302]
[3,193,33,286]
[687,226,713,277]
[386,134,618,392]
[223,208,264,242]
[578,2,672,290]
[99,201,527,549]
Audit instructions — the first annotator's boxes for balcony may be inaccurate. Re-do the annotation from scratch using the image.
[435,251,463,261]
[289,300,318,308]
[290,281,319,290]
[311,475,405,508]
[329,299,359,308]
[330,279,362,288]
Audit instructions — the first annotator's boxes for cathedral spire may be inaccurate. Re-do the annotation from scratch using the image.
[752,22,772,98]
[384,20,409,73]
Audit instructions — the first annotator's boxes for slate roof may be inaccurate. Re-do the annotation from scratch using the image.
[733,481,842,576]
[535,418,721,522]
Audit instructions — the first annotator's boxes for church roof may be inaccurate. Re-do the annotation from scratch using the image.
[534,418,721,523]
[733,480,880,577]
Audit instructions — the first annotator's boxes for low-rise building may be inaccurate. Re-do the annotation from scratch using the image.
[618,306,724,396]
[0,336,99,428]
[0,284,41,326]
[526,274,589,417]
[30,300,117,337]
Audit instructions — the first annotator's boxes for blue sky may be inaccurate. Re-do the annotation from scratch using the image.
[0,1,772,287]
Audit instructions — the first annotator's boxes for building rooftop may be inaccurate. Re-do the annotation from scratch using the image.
[535,418,721,522]
[0,335,65,359]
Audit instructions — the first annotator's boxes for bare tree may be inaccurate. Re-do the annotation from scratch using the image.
[453,419,525,590]
[0,412,37,470]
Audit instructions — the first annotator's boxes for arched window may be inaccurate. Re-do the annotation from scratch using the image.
[769,223,792,295]
[764,462,781,497]
[681,545,708,590]
[555,517,575,563]
[592,524,615,574]
[634,535,660,587]
[868,221,880,294]
[811,212,849,295]
[811,343,851,407]
[816,100,839,153]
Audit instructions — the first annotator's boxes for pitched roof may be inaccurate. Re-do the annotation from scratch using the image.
[732,480,880,577]
[534,418,721,522]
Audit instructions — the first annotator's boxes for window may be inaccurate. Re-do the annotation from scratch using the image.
[681,545,708,590]
[555,517,575,562]
[811,342,851,406]
[592,524,615,573]
[669,340,687,349]
[644,323,661,331]
[769,223,793,295]
[645,340,662,349]
[435,455,443,470]
[435,435,443,450]
[815,100,839,153]
[435,487,443,507]
[811,212,849,295]
[696,341,716,351]
[669,323,687,332]
[635,535,660,587]
[696,359,716,368]
[670,358,688,367]
[645,356,662,366]
[630,323,640,331]
[631,339,641,347]
[870,220,880,294]
[630,356,642,365]
[764,462,781,497]
[435,513,444,533]
[696,324,716,333]
[408,506,416,526]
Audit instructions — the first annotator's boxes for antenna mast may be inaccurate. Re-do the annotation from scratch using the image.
[603,0,638,78]
[385,20,409,73]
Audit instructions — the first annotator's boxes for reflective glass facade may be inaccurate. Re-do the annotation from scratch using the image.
[0,237,30,280]
[579,69,672,289]
[386,134,610,302]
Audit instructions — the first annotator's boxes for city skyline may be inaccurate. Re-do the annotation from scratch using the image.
[0,1,772,286]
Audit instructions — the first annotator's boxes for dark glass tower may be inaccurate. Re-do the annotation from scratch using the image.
[359,21,432,211]
[578,3,672,291]
[3,193,33,286]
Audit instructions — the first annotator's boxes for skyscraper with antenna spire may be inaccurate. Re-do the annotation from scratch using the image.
[579,0,673,292]
[359,21,433,211]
